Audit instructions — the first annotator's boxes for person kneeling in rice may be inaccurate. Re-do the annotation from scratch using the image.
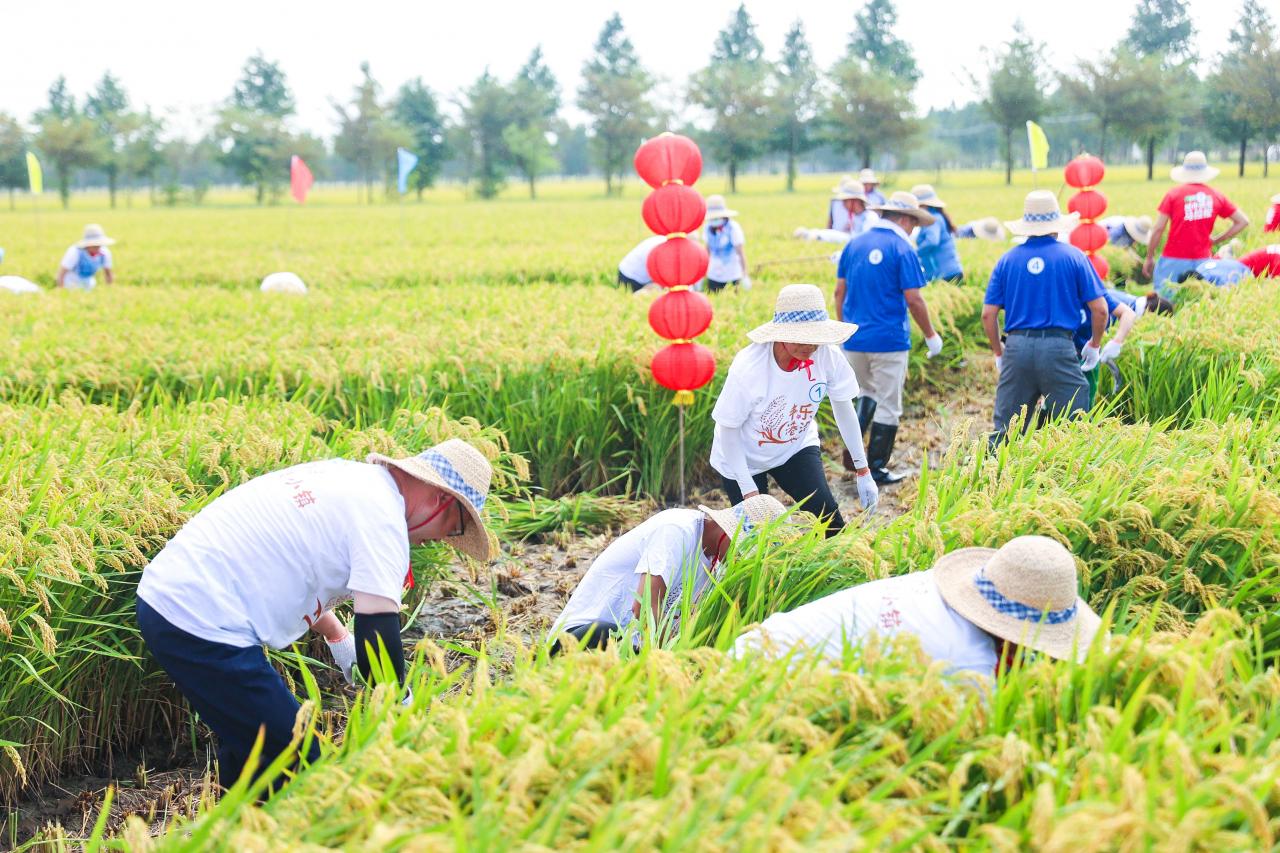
[548,495,790,653]
[136,439,494,789]
[733,536,1102,677]
[710,284,880,538]
[57,224,115,290]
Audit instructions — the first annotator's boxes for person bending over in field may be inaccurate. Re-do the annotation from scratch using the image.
[1072,289,1136,408]
[911,185,964,283]
[617,235,665,293]
[1239,244,1280,279]
[57,224,115,290]
[711,284,880,537]
[548,494,789,653]
[136,439,494,789]
[800,180,878,244]
[955,217,1006,241]
[733,536,1101,677]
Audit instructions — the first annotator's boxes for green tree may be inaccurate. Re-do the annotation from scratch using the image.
[824,59,918,169]
[121,108,165,205]
[553,122,591,176]
[393,78,449,200]
[979,22,1048,184]
[848,0,920,85]
[0,113,27,209]
[577,13,654,195]
[33,77,100,208]
[84,72,133,208]
[215,54,297,203]
[1124,0,1197,178]
[689,4,772,191]
[333,62,410,203]
[1204,2,1277,176]
[1124,0,1195,60]
[1059,47,1150,160]
[771,20,820,192]
[504,46,560,199]
[458,69,514,199]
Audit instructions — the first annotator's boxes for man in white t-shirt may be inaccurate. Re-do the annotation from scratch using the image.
[618,235,665,292]
[702,195,750,292]
[58,224,115,290]
[136,439,495,789]
[549,495,789,653]
[733,536,1102,679]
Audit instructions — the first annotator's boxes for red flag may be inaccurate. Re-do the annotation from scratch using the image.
[290,155,314,204]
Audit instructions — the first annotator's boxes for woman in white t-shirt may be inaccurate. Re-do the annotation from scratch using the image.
[57,224,115,290]
[617,235,665,292]
[733,536,1103,678]
[702,195,750,293]
[710,284,879,536]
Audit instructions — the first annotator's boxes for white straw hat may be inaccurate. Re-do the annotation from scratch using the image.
[1123,215,1153,245]
[972,217,1006,241]
[747,283,858,346]
[1006,190,1079,237]
[260,271,308,294]
[698,494,789,542]
[871,191,936,226]
[858,168,879,185]
[934,536,1102,662]
[704,194,739,219]
[832,179,868,203]
[77,224,115,248]
[366,438,495,561]
[910,184,946,208]
[830,174,854,196]
[1170,151,1219,184]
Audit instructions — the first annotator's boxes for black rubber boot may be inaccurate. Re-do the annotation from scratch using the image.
[856,396,878,436]
[867,423,907,484]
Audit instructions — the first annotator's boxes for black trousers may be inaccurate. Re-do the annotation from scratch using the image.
[720,445,844,536]
[705,278,735,293]
[549,621,620,656]
[617,271,646,292]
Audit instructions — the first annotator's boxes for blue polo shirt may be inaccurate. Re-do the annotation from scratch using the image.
[1072,289,1123,352]
[837,220,927,353]
[984,236,1105,332]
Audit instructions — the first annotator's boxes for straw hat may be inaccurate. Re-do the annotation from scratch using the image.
[1270,192,1280,204]
[1006,190,1079,237]
[934,536,1102,662]
[76,224,115,248]
[1123,215,1153,245]
[260,271,308,294]
[367,438,495,561]
[871,191,936,226]
[698,494,789,542]
[910,184,947,208]
[746,283,857,346]
[972,217,1006,241]
[858,168,879,185]
[829,174,854,196]
[705,194,739,219]
[1170,151,1219,184]
[832,179,868,203]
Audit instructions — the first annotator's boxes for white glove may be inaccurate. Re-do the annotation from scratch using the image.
[925,334,943,359]
[1100,340,1124,363]
[402,688,414,707]
[856,472,879,512]
[994,355,1003,375]
[739,275,752,292]
[1080,343,1101,372]
[328,633,357,685]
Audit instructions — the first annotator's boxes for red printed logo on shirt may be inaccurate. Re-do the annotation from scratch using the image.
[282,473,317,510]
[756,396,816,446]
[878,595,903,631]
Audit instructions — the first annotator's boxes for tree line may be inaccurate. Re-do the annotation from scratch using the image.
[1,0,1277,208]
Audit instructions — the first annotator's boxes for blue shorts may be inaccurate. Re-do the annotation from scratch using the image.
[1151,256,1204,298]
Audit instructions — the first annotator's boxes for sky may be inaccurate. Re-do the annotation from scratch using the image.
[1,0,1237,139]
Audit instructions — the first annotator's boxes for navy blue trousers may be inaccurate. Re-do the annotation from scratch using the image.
[136,597,320,789]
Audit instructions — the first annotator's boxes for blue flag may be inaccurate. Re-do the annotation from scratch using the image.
[397,147,419,195]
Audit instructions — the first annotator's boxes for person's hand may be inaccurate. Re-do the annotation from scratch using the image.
[1142,257,1155,279]
[1100,340,1124,363]
[328,633,357,685]
[1080,343,1101,371]
[924,334,943,359]
[994,355,1003,375]
[856,472,879,511]
[740,274,753,292]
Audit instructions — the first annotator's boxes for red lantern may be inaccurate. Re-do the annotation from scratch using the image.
[1064,155,1106,189]
[651,342,716,392]
[634,133,702,189]
[649,289,713,341]
[1069,222,1108,253]
[642,184,706,236]
[1067,189,1107,221]
[1088,254,1110,281]
[647,237,709,288]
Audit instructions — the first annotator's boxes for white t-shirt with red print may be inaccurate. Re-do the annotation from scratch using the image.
[138,459,410,649]
[710,342,859,478]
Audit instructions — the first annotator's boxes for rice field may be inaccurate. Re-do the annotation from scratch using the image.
[3,166,1280,848]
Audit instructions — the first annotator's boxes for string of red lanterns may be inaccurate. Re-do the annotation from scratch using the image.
[1064,154,1110,281]
[634,132,715,406]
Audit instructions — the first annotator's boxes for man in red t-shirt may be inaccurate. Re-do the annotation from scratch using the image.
[1265,194,1280,233]
[1240,245,1280,279]
[1142,151,1249,296]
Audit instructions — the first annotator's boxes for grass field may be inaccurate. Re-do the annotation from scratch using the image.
[3,165,1280,848]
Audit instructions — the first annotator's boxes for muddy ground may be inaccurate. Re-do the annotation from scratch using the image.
[10,358,996,847]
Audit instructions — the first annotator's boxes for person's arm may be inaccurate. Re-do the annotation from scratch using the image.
[834,279,847,322]
[1086,297,1108,349]
[1142,213,1169,278]
[904,288,937,339]
[352,591,404,686]
[631,573,668,625]
[56,268,67,288]
[916,222,941,251]
[832,398,877,510]
[1099,304,1136,362]
[310,610,347,642]
[982,304,1003,356]
[1213,210,1249,247]
[103,268,114,285]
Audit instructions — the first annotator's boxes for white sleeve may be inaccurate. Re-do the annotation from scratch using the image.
[732,221,746,247]
[710,355,758,428]
[821,346,860,401]
[60,246,78,270]
[101,248,113,269]
[717,425,760,497]
[832,399,868,471]
[634,523,694,585]
[345,500,411,602]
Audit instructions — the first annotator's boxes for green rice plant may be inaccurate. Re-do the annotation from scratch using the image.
[495,492,638,542]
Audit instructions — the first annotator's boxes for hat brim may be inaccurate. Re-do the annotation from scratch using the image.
[1170,165,1219,183]
[707,209,739,219]
[974,221,1006,241]
[746,319,858,346]
[932,547,1102,663]
[918,198,946,209]
[871,206,936,227]
[367,454,493,561]
[1005,212,1080,237]
[1123,219,1150,244]
[77,237,116,248]
[698,505,748,540]
[1270,193,1280,204]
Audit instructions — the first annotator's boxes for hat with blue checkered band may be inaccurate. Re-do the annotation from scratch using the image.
[934,535,1102,662]
[367,438,494,561]
[1006,190,1080,238]
[870,191,936,226]
[697,494,789,542]
[746,283,858,346]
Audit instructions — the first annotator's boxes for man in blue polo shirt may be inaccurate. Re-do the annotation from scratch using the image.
[834,191,943,483]
[982,191,1109,441]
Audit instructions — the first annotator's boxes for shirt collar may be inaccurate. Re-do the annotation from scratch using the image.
[870,218,912,245]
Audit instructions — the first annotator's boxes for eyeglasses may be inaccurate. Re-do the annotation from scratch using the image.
[448,498,466,539]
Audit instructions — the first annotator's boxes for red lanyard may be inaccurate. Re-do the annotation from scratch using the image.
[786,357,816,382]
[404,496,456,588]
